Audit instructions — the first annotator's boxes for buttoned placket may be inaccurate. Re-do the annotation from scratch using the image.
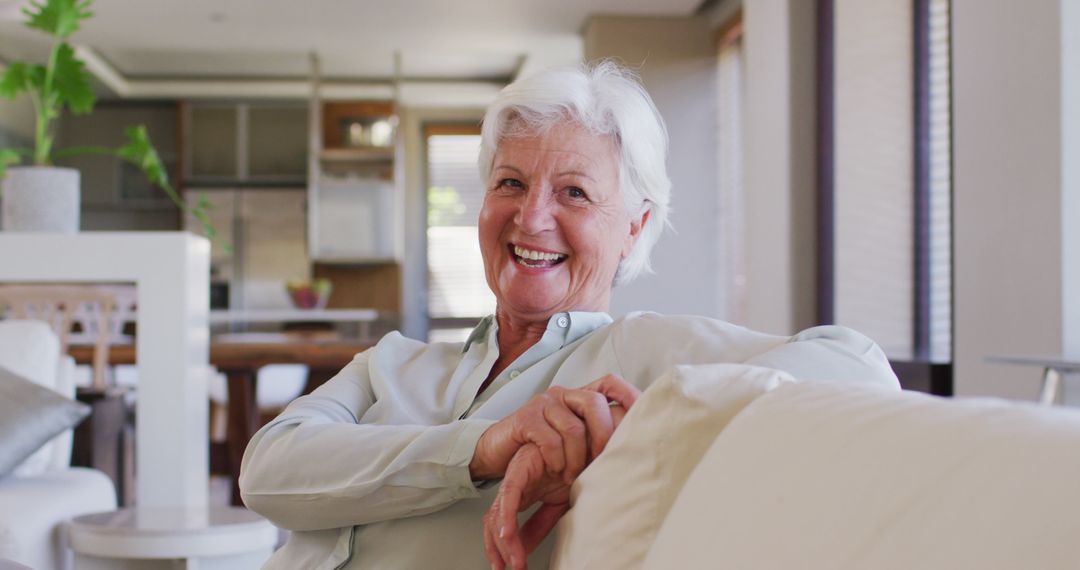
[454,312,613,421]
[459,313,577,417]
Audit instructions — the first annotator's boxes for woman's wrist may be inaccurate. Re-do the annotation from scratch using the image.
[469,448,498,481]
[469,429,505,481]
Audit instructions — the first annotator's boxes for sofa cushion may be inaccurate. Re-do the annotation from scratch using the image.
[549,364,794,570]
[0,365,90,478]
[0,467,116,569]
[643,380,1080,570]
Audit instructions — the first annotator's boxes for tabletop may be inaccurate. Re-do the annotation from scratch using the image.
[69,336,372,369]
[984,355,1080,371]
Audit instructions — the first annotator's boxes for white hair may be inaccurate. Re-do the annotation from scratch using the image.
[478,60,671,285]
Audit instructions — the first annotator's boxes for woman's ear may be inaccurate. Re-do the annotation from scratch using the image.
[622,207,651,257]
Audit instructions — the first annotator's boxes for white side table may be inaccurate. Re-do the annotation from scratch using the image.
[68,507,276,570]
[986,355,1080,406]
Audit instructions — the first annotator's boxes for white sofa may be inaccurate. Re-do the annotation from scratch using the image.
[551,364,1080,570]
[0,320,116,570]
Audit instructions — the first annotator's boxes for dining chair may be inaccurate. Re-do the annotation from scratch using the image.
[0,284,122,390]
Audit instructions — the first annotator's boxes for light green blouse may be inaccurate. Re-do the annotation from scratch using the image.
[240,311,898,569]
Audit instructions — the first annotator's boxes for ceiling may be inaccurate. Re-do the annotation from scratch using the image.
[0,0,704,101]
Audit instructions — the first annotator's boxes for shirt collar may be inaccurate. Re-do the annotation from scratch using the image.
[462,311,613,353]
[462,315,495,353]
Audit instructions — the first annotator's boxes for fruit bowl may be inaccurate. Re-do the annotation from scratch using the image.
[286,279,332,310]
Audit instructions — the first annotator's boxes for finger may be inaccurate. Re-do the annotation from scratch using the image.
[484,503,505,570]
[497,479,526,569]
[609,403,627,428]
[518,417,566,475]
[541,402,588,483]
[583,374,642,410]
[496,451,539,569]
[521,502,571,554]
[559,389,615,461]
[492,491,518,570]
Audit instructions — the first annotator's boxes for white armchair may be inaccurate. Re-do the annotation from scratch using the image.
[0,320,116,570]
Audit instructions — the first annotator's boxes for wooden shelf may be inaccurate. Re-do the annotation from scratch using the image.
[319,147,394,163]
[309,90,401,304]
[322,101,396,149]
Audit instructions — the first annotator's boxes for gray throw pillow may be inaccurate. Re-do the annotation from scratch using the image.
[0,365,90,477]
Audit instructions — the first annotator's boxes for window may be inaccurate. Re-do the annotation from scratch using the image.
[832,0,917,360]
[924,0,952,364]
[425,128,496,343]
[820,0,953,392]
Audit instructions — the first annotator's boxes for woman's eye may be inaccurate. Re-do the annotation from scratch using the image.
[498,178,523,189]
[565,186,588,200]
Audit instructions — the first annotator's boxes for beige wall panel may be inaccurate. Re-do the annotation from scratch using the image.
[953,0,1065,398]
[584,14,723,320]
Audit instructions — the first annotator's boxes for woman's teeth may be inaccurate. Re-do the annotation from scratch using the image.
[513,245,567,267]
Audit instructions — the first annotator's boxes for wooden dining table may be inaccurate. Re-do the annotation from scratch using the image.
[69,335,373,506]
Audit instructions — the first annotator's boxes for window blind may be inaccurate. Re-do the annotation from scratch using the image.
[426,134,496,321]
[834,0,915,360]
[928,0,952,363]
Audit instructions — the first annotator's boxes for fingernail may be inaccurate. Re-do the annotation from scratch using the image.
[499,525,505,538]
[511,555,520,568]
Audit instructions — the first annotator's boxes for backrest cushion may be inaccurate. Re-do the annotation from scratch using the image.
[644,380,1080,570]
[549,364,795,570]
[0,320,59,391]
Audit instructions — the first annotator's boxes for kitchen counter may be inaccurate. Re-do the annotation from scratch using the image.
[208,308,378,323]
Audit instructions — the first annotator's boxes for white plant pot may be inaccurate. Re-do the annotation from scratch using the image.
[1,166,80,233]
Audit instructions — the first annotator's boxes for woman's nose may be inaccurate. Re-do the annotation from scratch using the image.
[514,188,556,234]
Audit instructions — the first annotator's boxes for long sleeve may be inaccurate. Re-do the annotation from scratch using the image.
[742,325,900,388]
[239,349,497,532]
[608,313,898,390]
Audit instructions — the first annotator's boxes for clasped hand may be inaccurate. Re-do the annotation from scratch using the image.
[469,374,640,570]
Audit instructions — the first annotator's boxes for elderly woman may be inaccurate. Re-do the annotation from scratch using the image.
[240,61,897,570]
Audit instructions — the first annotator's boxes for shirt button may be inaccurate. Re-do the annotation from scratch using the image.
[556,316,569,328]
[509,370,521,379]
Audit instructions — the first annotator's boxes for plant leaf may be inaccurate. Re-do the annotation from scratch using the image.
[51,43,95,114]
[23,0,94,39]
[0,149,23,182]
[118,125,168,187]
[116,127,231,253]
[0,63,46,99]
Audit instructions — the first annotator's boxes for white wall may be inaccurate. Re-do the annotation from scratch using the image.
[953,0,1080,399]
[583,15,723,319]
[742,0,818,334]
[0,94,36,144]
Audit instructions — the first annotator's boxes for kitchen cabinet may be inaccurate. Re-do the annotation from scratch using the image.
[55,102,181,231]
[185,103,308,184]
[184,188,309,311]
[57,102,179,207]
[307,101,400,263]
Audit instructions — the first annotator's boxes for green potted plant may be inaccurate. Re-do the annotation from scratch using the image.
[0,0,217,242]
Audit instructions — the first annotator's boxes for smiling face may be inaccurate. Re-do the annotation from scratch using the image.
[478,121,649,325]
